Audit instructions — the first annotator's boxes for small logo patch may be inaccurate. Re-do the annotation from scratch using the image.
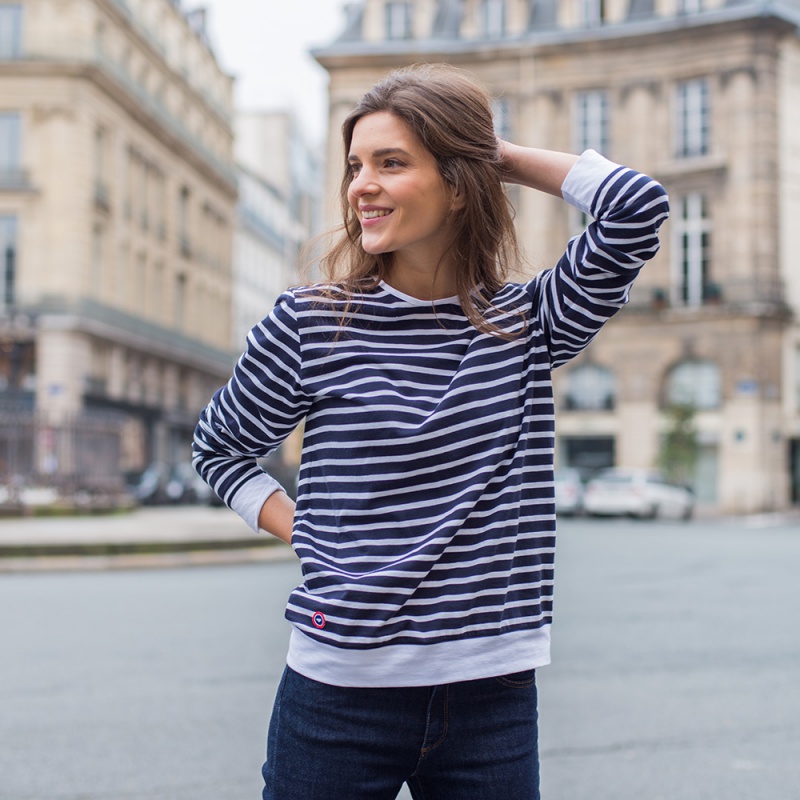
[311,611,326,629]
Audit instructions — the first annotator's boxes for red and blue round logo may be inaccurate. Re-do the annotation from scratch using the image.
[311,611,326,629]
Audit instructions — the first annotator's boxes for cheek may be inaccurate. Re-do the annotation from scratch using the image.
[346,183,358,211]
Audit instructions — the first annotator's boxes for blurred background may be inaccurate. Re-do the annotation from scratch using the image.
[2,0,800,517]
[2,3,800,799]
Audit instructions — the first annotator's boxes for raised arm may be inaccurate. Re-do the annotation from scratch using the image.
[497,140,579,198]
[503,146,670,369]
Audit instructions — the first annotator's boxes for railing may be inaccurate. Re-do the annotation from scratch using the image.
[629,277,790,315]
[0,411,125,504]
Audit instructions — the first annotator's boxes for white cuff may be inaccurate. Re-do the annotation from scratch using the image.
[229,472,284,534]
[561,149,622,216]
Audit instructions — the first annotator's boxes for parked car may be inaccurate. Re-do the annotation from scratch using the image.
[554,468,584,516]
[583,468,694,520]
[128,462,220,505]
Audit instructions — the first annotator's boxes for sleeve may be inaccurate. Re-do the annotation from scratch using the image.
[192,291,312,533]
[527,149,670,369]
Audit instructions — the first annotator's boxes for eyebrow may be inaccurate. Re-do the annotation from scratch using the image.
[347,147,413,162]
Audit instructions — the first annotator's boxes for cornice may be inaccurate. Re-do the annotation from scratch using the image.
[0,59,237,198]
[313,2,800,68]
[34,296,236,376]
[95,0,233,129]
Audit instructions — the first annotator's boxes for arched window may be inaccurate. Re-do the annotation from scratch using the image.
[563,364,615,410]
[665,359,721,409]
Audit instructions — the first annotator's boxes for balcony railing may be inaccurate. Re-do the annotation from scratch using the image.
[631,277,790,315]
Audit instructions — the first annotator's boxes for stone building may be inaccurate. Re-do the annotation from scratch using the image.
[0,0,237,491]
[314,0,800,513]
[233,111,322,348]
[232,111,323,485]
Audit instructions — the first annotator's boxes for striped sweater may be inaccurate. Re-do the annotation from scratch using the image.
[193,150,669,687]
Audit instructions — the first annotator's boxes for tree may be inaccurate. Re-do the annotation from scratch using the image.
[659,402,698,486]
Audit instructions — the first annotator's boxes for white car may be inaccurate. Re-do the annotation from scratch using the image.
[554,468,584,516]
[583,468,694,520]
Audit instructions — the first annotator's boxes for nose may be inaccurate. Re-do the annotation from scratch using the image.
[349,166,379,197]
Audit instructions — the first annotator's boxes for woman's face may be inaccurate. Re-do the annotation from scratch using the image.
[347,111,456,269]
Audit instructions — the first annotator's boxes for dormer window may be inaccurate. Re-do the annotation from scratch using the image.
[677,0,703,14]
[481,0,505,38]
[578,0,606,27]
[386,1,412,40]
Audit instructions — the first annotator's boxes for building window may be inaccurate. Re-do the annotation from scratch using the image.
[795,345,800,412]
[578,0,606,27]
[179,186,191,256]
[0,215,17,307]
[385,1,412,40]
[95,20,106,57]
[530,0,558,29]
[93,126,111,210]
[672,193,712,307]
[563,364,616,411]
[0,112,21,182]
[677,0,703,13]
[481,0,505,38]
[666,360,721,410]
[676,78,709,158]
[0,5,22,59]
[574,90,609,155]
[627,0,655,20]
[91,225,104,294]
[175,273,187,330]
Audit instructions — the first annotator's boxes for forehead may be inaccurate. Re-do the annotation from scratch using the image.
[349,111,425,154]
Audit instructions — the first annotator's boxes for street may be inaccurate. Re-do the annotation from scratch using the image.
[1,515,799,799]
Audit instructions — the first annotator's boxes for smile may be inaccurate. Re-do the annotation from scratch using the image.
[361,209,393,219]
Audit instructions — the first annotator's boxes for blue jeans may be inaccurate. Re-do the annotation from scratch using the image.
[263,665,539,800]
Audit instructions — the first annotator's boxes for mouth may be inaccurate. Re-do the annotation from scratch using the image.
[360,208,394,221]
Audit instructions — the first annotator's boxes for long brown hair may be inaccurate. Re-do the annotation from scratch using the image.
[318,63,522,336]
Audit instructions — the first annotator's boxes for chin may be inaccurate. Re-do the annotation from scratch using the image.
[361,240,392,256]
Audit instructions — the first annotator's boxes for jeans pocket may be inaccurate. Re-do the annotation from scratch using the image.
[494,668,536,688]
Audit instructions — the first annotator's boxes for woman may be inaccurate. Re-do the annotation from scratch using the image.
[193,64,669,800]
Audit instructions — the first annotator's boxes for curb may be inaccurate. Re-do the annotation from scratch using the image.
[0,539,297,574]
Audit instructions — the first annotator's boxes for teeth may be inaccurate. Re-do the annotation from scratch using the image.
[362,209,392,219]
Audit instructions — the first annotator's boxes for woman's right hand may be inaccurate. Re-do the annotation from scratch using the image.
[257,490,296,546]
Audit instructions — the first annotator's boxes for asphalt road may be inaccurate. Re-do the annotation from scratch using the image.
[1,515,798,800]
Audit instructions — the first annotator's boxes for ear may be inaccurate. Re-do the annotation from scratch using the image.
[450,188,466,211]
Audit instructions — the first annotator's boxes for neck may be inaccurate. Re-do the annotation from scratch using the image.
[385,255,457,301]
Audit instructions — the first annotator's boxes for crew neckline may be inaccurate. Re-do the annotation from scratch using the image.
[378,280,460,306]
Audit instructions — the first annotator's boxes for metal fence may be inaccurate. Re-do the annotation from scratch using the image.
[0,412,124,507]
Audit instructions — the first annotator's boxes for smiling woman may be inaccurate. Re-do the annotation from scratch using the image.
[324,64,526,333]
[193,63,670,800]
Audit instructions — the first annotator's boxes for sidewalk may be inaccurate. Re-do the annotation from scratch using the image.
[0,505,294,573]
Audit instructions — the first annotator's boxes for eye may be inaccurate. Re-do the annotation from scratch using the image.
[384,158,404,169]
[348,161,362,176]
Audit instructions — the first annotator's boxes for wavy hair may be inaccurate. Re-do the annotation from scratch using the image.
[317,63,523,337]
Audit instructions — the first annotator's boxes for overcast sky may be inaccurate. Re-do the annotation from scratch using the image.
[200,0,351,143]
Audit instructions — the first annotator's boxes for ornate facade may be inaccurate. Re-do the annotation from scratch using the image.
[0,0,237,490]
[315,0,800,512]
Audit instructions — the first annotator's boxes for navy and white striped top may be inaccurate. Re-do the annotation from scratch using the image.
[193,151,669,687]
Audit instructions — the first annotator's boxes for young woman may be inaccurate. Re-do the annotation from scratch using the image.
[193,64,669,800]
